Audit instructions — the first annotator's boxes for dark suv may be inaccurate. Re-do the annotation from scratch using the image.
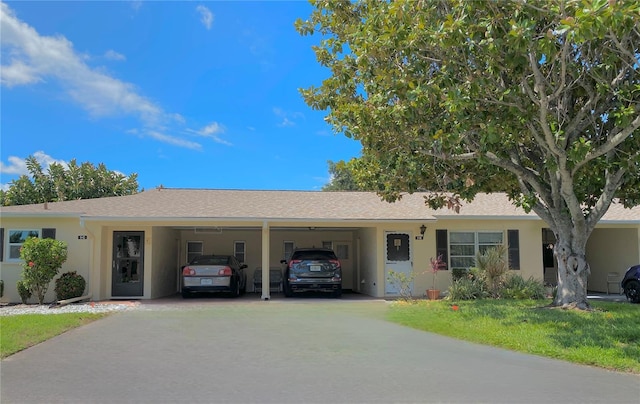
[621,264,640,303]
[281,248,342,298]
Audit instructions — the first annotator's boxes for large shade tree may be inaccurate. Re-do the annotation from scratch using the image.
[297,0,640,309]
[1,156,140,206]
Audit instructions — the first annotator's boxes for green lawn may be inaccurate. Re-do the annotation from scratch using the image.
[386,299,640,374]
[0,313,108,358]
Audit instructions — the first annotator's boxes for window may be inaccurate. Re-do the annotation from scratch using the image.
[449,231,503,270]
[322,241,333,250]
[234,241,246,263]
[186,241,203,263]
[283,241,295,261]
[7,229,40,260]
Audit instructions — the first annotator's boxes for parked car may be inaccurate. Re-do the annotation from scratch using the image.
[621,264,640,303]
[181,255,247,298]
[281,248,342,298]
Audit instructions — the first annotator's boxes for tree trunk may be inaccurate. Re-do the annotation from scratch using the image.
[552,238,590,310]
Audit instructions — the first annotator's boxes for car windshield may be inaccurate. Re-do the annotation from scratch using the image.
[190,256,230,265]
[292,251,337,260]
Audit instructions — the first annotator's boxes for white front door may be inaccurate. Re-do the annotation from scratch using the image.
[384,232,413,295]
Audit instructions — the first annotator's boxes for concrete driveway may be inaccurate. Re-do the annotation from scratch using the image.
[1,298,638,404]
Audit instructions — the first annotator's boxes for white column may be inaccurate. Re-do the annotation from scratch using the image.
[261,221,270,300]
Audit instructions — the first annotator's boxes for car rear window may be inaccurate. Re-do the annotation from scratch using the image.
[292,250,337,260]
[191,256,230,265]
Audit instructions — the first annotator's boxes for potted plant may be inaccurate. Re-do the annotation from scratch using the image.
[427,254,446,300]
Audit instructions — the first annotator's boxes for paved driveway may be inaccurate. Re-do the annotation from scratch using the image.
[1,298,638,403]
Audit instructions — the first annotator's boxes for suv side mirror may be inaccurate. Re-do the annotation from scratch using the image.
[280,259,287,264]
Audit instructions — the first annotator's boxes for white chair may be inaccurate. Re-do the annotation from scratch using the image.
[606,272,620,294]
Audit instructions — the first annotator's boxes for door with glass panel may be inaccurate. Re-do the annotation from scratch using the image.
[112,231,144,297]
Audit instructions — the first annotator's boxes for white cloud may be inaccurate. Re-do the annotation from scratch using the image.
[104,50,126,61]
[187,122,232,146]
[196,5,213,30]
[147,131,203,150]
[0,151,68,176]
[273,107,304,127]
[0,3,215,151]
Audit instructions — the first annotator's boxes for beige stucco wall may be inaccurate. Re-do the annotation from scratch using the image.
[0,217,91,304]
[586,227,640,293]
[356,227,378,296]
[150,227,180,299]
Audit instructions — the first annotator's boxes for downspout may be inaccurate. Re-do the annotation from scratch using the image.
[79,217,95,301]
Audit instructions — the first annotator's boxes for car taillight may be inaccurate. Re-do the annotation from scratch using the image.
[182,267,195,276]
[218,267,232,276]
[329,259,341,268]
[289,259,301,267]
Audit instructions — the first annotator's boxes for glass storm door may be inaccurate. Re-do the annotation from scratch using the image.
[112,231,144,297]
[384,232,413,295]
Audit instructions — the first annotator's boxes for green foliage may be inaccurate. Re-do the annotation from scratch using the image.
[386,270,415,302]
[298,0,640,307]
[475,245,509,297]
[501,274,546,300]
[447,277,488,301]
[451,268,468,281]
[323,159,369,191]
[19,237,68,304]
[2,156,139,206]
[16,280,31,304]
[54,271,86,301]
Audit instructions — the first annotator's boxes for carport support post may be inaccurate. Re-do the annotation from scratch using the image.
[261,221,270,300]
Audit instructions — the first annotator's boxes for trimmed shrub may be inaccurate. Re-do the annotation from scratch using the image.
[17,280,32,304]
[501,274,546,300]
[447,277,488,301]
[55,271,86,301]
[19,237,68,304]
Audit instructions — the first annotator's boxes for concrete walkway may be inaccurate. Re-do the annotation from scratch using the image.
[1,299,638,403]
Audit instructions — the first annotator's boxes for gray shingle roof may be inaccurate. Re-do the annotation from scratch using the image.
[1,188,638,223]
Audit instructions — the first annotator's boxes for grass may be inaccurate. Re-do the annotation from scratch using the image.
[0,312,109,359]
[386,299,640,374]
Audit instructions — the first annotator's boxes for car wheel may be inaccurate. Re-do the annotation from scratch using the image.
[284,282,293,298]
[181,291,192,299]
[240,276,247,295]
[230,278,241,298]
[624,280,640,303]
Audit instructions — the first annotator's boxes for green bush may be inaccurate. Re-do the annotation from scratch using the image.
[447,277,488,301]
[16,280,32,304]
[387,270,415,302]
[19,237,68,304]
[501,274,546,300]
[451,268,468,281]
[55,271,86,301]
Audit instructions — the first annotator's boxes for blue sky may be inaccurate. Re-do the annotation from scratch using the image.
[0,1,361,191]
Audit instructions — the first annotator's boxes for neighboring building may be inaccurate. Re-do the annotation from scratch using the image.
[1,188,639,303]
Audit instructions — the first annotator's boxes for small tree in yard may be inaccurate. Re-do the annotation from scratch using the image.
[19,237,68,304]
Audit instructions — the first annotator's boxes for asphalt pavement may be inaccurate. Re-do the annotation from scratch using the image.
[1,297,638,403]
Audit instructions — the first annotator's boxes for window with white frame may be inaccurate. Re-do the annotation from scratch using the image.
[283,241,295,261]
[322,241,333,250]
[8,229,40,260]
[234,241,246,263]
[449,231,503,270]
[186,241,203,263]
